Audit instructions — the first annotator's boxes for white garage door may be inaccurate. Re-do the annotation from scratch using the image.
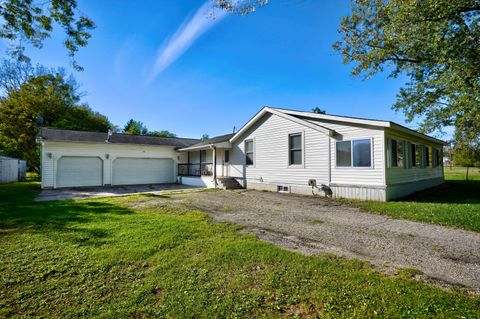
[112,158,174,185]
[56,156,103,188]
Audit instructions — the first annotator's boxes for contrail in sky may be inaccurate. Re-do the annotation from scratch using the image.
[148,2,228,82]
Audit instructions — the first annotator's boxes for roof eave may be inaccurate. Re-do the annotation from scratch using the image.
[388,123,447,145]
[229,107,334,143]
[178,141,231,152]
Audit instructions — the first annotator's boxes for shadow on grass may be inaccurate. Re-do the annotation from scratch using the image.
[400,180,480,204]
[0,182,134,233]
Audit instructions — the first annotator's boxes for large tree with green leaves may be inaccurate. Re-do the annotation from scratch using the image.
[0,73,112,172]
[0,0,95,70]
[334,0,480,145]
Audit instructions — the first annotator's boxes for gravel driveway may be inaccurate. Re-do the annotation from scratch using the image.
[170,190,480,292]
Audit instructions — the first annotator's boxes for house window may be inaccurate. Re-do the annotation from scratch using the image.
[336,141,351,167]
[200,150,207,163]
[289,133,302,165]
[425,146,432,167]
[411,144,422,167]
[245,140,254,165]
[353,139,372,167]
[433,148,442,167]
[336,139,372,167]
[390,139,405,168]
[224,150,229,163]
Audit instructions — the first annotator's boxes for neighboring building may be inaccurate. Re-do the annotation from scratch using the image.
[38,107,446,201]
[0,156,26,183]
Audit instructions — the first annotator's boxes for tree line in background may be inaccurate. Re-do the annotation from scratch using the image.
[0,59,178,172]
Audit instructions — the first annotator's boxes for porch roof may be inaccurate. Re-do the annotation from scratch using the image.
[177,133,234,152]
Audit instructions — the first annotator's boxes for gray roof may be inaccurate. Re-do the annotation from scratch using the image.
[0,155,20,160]
[38,127,200,148]
[187,133,235,148]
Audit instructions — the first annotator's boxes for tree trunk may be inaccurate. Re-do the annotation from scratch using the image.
[466,166,469,181]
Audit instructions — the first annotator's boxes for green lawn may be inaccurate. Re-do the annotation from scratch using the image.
[355,168,480,232]
[1,182,479,318]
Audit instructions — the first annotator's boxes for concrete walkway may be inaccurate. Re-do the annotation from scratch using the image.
[35,184,202,201]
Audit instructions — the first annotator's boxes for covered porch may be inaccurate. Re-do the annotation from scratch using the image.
[177,133,235,188]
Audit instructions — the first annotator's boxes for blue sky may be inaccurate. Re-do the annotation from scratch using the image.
[16,0,412,138]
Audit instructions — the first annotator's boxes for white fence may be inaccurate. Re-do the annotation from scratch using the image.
[0,156,27,183]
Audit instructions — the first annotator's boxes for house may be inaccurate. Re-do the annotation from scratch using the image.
[38,107,446,201]
[0,156,26,183]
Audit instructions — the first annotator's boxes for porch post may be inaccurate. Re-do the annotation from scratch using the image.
[212,146,217,188]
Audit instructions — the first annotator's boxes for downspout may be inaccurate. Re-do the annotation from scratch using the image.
[327,135,331,185]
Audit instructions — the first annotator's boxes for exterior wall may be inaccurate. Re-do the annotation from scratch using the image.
[179,176,215,188]
[229,113,331,189]
[230,113,387,200]
[386,177,443,201]
[307,118,386,186]
[382,128,445,200]
[0,158,19,183]
[385,128,444,185]
[41,141,179,188]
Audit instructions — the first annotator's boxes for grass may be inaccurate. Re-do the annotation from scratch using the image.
[354,167,480,232]
[444,166,480,181]
[1,182,479,317]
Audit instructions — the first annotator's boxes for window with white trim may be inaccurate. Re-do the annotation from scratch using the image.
[245,140,254,165]
[289,133,302,165]
[336,139,372,168]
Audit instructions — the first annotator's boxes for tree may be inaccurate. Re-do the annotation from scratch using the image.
[0,73,112,172]
[149,130,177,138]
[0,0,95,70]
[334,0,480,146]
[454,144,480,180]
[0,58,73,96]
[312,107,326,114]
[123,119,148,135]
[201,134,210,141]
[211,0,268,15]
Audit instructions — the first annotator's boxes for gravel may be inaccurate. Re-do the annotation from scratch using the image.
[173,189,480,292]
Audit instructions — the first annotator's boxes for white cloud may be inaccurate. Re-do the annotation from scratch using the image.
[147,2,227,82]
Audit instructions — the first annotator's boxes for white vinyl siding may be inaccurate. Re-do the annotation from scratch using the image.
[41,141,178,188]
[311,119,385,186]
[229,113,330,186]
[56,156,103,188]
[112,158,174,185]
[385,129,444,186]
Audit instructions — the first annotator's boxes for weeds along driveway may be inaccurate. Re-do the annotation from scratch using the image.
[156,190,480,292]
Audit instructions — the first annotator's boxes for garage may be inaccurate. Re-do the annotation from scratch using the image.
[56,156,103,188]
[112,158,174,185]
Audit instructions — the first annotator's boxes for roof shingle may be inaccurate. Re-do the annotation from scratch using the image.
[38,127,200,148]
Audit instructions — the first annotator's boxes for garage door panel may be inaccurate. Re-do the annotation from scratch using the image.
[57,156,103,188]
[112,158,174,185]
